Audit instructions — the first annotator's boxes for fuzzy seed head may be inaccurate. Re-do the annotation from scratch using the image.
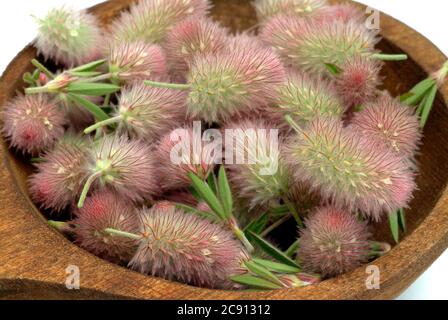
[187,46,286,123]
[109,0,210,44]
[155,127,218,191]
[276,71,346,126]
[314,3,366,25]
[74,191,139,263]
[224,119,292,208]
[34,7,103,67]
[335,56,382,107]
[29,135,90,212]
[348,95,422,159]
[2,94,65,155]
[108,41,167,84]
[298,206,370,277]
[87,135,158,202]
[116,82,187,142]
[129,206,247,289]
[164,18,229,75]
[285,117,416,220]
[261,16,378,75]
[254,0,327,21]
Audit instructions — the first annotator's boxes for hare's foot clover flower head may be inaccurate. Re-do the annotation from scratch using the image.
[348,94,422,159]
[129,205,248,289]
[335,56,382,107]
[74,191,139,263]
[78,135,158,208]
[29,135,90,212]
[164,18,230,75]
[285,117,416,220]
[108,41,167,84]
[2,94,66,155]
[224,119,292,208]
[261,16,378,76]
[155,127,218,191]
[85,82,187,142]
[276,71,346,126]
[186,45,286,123]
[253,0,327,22]
[314,3,366,25]
[33,7,103,67]
[298,206,370,277]
[109,0,210,44]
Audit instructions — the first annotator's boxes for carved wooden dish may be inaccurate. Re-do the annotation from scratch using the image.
[0,0,447,300]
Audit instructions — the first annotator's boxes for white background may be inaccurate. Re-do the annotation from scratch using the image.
[0,0,446,300]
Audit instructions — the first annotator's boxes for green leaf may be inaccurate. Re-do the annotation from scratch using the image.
[174,203,219,222]
[207,173,218,195]
[218,166,233,218]
[252,258,301,274]
[402,79,435,106]
[66,82,120,96]
[70,59,106,72]
[23,72,35,85]
[244,261,284,286]
[419,84,438,128]
[67,94,109,122]
[188,186,203,202]
[249,232,300,268]
[399,92,414,103]
[188,172,226,220]
[398,208,406,232]
[284,239,300,258]
[69,71,102,78]
[389,210,400,244]
[244,212,269,235]
[324,62,342,75]
[230,274,282,290]
[269,205,290,216]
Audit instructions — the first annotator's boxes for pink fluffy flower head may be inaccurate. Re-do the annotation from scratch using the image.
[335,56,382,107]
[109,0,210,44]
[314,3,366,25]
[261,16,378,76]
[253,0,327,21]
[74,191,139,263]
[285,117,416,220]
[298,206,370,277]
[276,71,346,126]
[129,205,248,289]
[108,41,167,84]
[84,135,158,203]
[187,45,286,123]
[155,127,218,191]
[164,18,229,75]
[2,94,65,155]
[224,119,292,208]
[348,95,422,159]
[29,135,90,212]
[114,82,187,142]
[34,7,103,67]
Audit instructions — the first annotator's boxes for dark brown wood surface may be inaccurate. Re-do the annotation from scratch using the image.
[0,0,447,300]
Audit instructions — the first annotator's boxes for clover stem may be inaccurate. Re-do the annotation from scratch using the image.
[371,53,408,61]
[283,197,303,228]
[104,228,142,240]
[77,171,102,208]
[144,80,191,90]
[84,116,122,134]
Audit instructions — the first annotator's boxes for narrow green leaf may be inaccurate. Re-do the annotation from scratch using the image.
[174,203,219,222]
[249,232,300,268]
[70,59,106,72]
[188,172,226,220]
[252,258,301,274]
[324,62,342,75]
[69,71,102,78]
[389,210,400,244]
[269,205,289,216]
[402,79,435,106]
[218,166,233,218]
[244,212,269,234]
[188,186,203,202]
[67,94,109,122]
[66,82,120,96]
[230,274,282,290]
[398,208,406,232]
[285,239,300,258]
[207,173,218,195]
[419,84,438,128]
[244,261,284,286]
[399,92,414,103]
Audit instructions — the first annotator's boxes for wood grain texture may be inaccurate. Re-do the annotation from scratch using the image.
[1,0,447,300]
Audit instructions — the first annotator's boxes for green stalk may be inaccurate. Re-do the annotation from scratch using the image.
[232,223,254,253]
[78,73,113,83]
[261,215,292,237]
[25,86,49,94]
[31,59,55,79]
[283,197,303,228]
[77,171,102,208]
[104,228,141,240]
[144,80,191,90]
[84,116,122,134]
[371,53,408,61]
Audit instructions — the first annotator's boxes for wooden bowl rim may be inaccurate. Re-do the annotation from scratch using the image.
[0,0,447,300]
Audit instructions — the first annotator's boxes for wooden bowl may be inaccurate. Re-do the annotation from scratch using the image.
[1,0,447,300]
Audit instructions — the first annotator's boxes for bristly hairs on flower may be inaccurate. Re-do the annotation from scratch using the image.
[2,94,66,155]
[33,7,103,67]
[253,0,327,22]
[314,3,366,25]
[109,0,210,44]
